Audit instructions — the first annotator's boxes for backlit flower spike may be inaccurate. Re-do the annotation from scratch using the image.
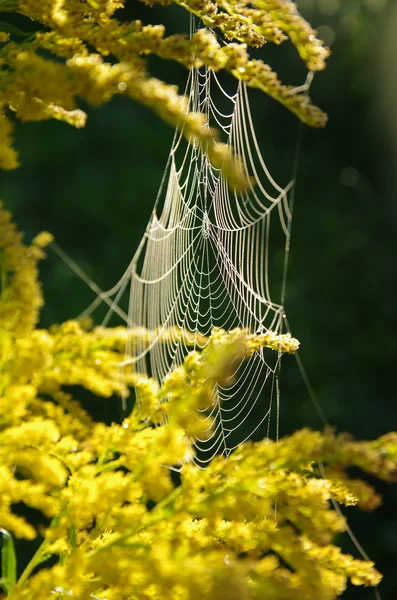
[0,0,328,178]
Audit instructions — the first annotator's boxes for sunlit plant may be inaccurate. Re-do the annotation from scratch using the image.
[0,2,395,599]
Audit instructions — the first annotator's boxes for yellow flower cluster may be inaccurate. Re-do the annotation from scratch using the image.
[131,327,299,441]
[1,206,395,600]
[3,418,395,599]
[148,0,330,70]
[0,202,52,336]
[0,0,328,182]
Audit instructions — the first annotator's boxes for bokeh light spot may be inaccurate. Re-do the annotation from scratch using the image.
[340,166,360,187]
[317,25,336,46]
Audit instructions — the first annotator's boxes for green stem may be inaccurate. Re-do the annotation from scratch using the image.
[16,541,49,588]
[95,459,123,473]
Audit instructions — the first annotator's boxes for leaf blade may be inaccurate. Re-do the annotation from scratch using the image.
[0,528,17,594]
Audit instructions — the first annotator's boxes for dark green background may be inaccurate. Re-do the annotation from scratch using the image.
[1,0,396,597]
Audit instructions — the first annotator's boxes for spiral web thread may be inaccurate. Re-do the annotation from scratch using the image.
[76,32,295,466]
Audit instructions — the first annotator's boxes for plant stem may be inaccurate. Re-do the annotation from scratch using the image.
[16,542,49,589]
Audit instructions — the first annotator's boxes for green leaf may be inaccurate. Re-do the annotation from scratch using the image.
[0,528,17,595]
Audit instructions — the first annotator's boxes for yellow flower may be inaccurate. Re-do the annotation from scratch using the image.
[0,111,19,169]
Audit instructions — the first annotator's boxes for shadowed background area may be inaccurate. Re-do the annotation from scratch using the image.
[0,0,396,597]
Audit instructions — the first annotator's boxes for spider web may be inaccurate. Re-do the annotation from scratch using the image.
[69,33,295,466]
[130,70,294,462]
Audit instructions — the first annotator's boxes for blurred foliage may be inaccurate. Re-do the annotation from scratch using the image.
[0,0,396,598]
